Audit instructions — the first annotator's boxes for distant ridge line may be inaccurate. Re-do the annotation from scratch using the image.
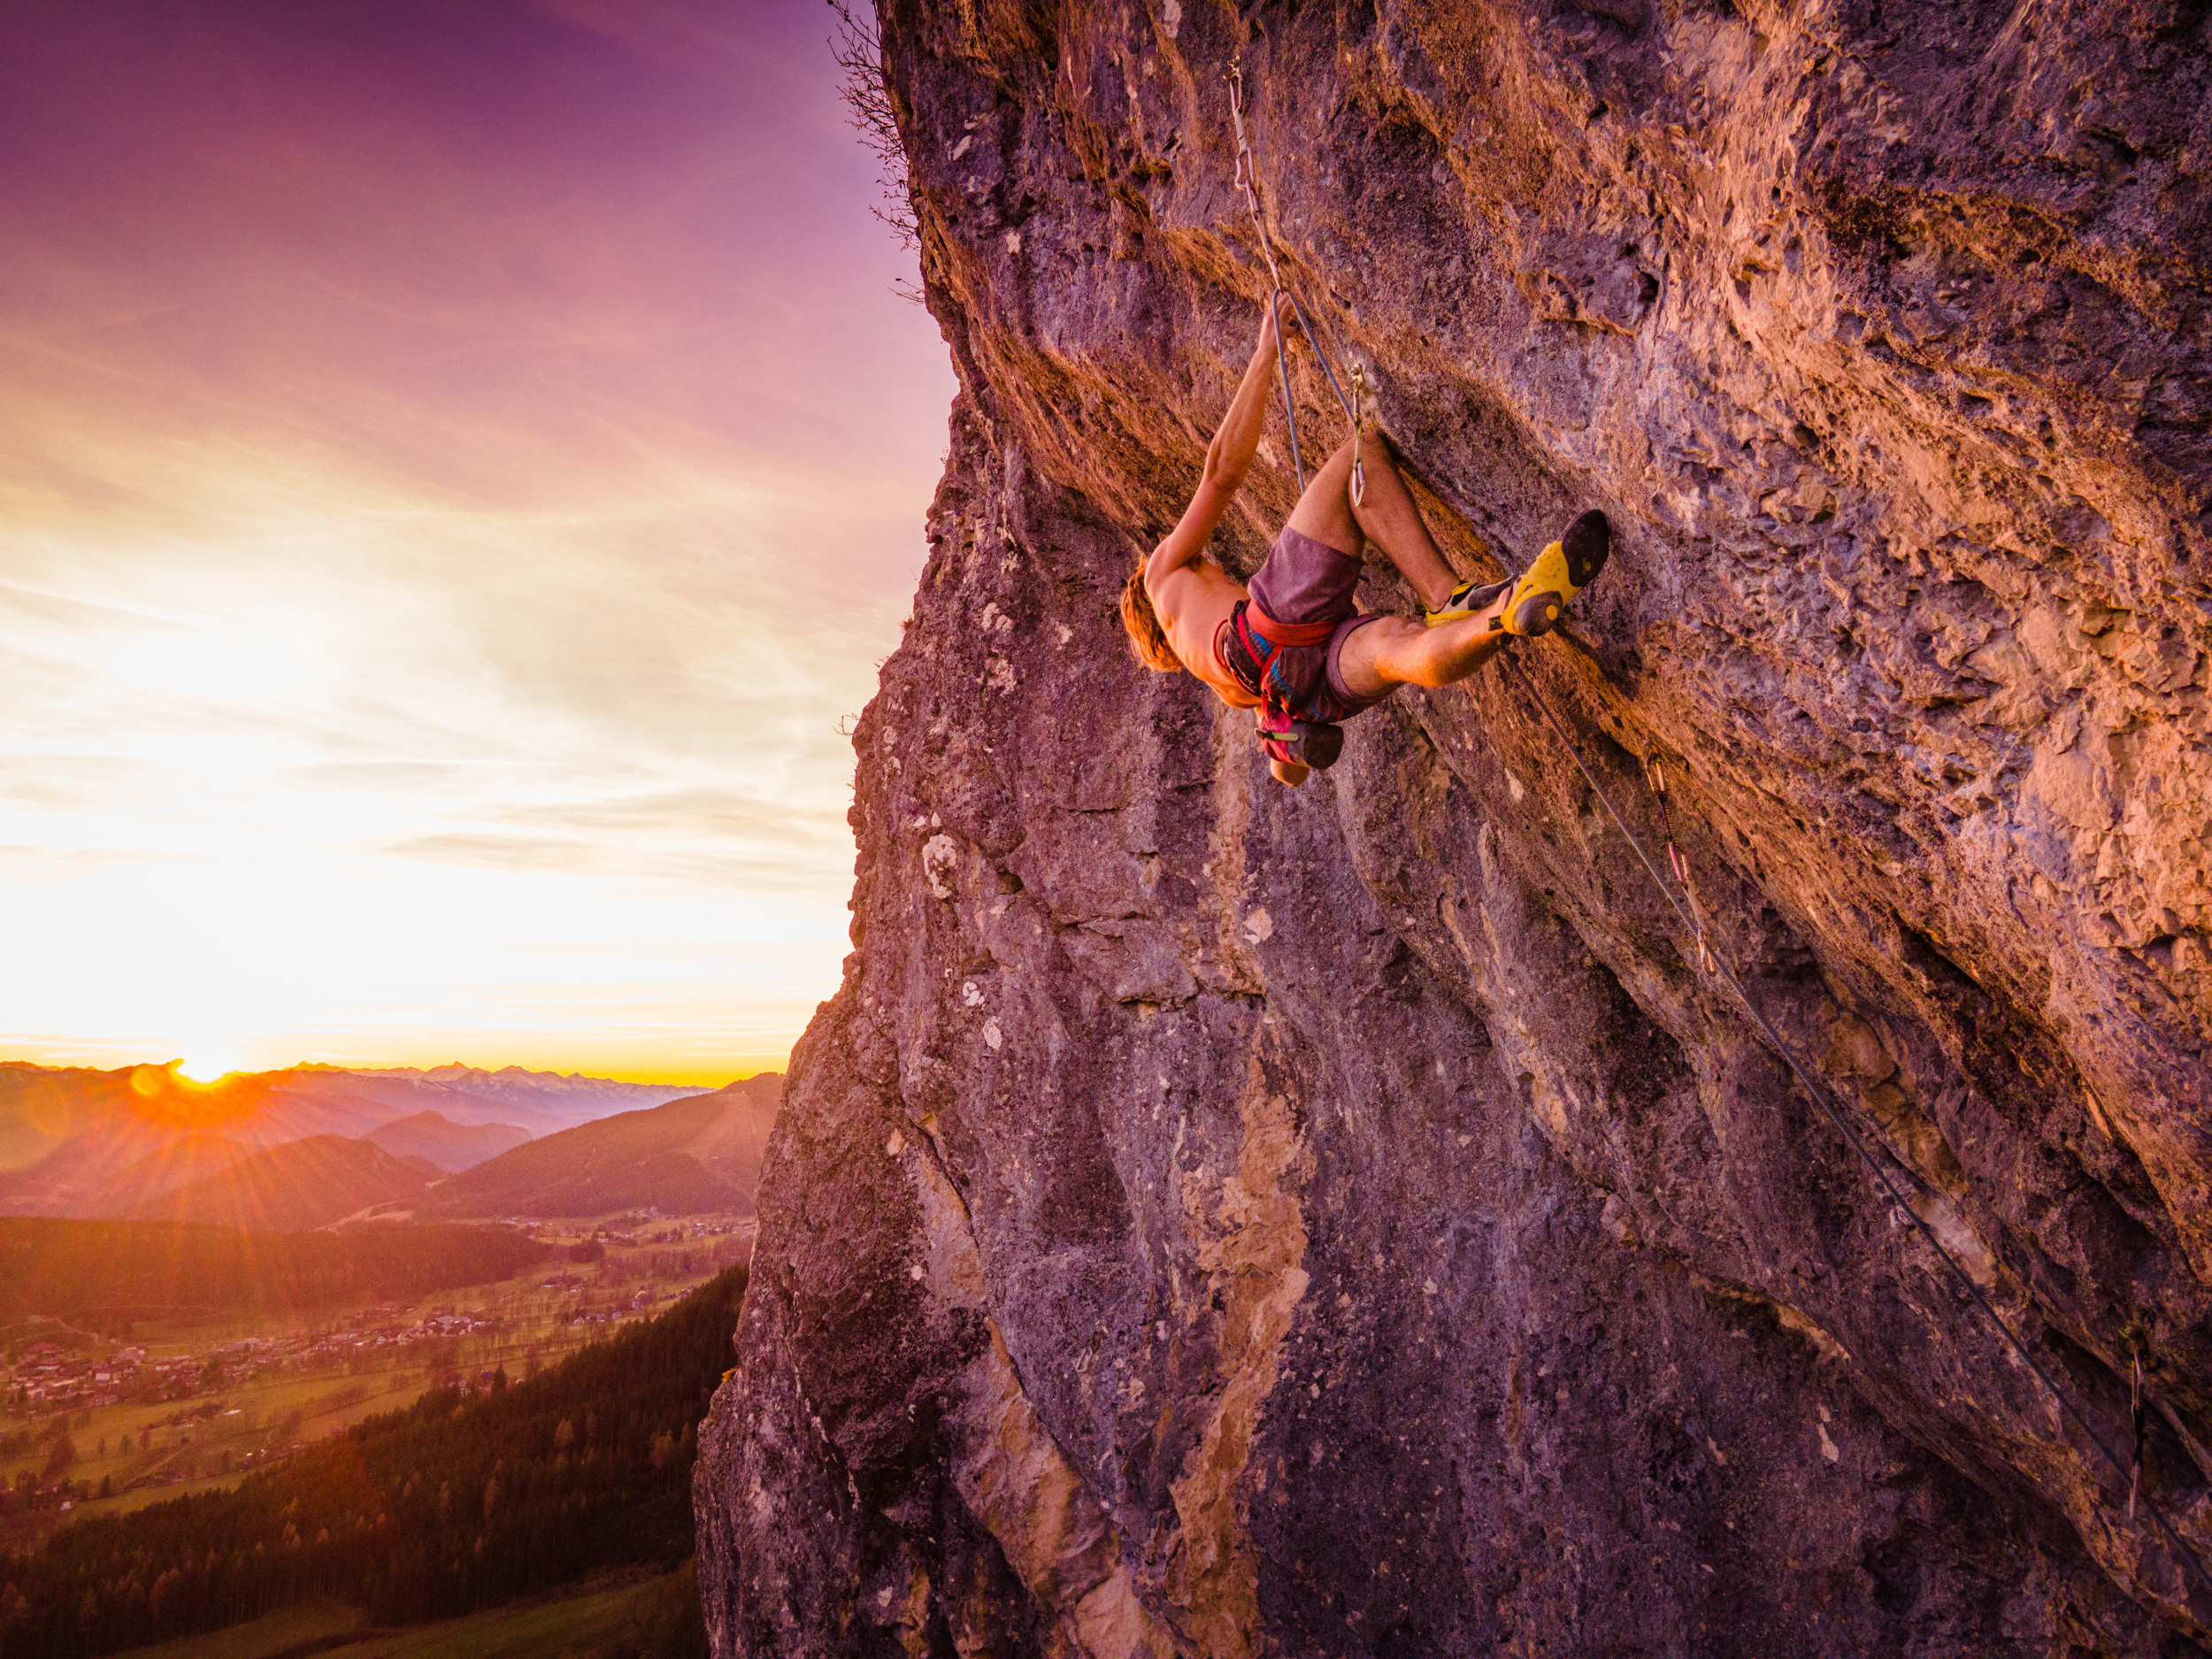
[0,1064,779,1221]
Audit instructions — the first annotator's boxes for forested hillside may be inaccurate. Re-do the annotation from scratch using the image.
[423,1078,780,1220]
[127,1136,440,1232]
[360,1111,531,1173]
[0,1264,745,1656]
[0,1219,550,1322]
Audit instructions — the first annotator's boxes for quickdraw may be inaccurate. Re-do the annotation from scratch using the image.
[1350,363,1368,509]
[1644,756,1715,975]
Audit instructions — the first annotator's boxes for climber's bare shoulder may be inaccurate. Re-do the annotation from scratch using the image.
[1143,548,1246,672]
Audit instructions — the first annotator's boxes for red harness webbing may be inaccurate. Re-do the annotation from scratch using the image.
[1229,601,1334,721]
[1239,606,1335,649]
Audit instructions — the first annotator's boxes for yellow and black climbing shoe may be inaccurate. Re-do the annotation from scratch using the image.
[1424,577,1510,628]
[1493,510,1610,637]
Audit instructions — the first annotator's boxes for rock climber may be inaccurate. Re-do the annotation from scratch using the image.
[1119,293,1610,785]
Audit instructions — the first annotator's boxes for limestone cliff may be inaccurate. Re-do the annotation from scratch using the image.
[696,1,2212,1652]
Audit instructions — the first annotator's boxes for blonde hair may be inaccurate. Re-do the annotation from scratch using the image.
[1119,563,1182,673]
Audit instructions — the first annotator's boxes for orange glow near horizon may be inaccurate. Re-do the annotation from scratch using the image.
[0,2,949,1081]
[173,1049,242,1085]
[2,1032,797,1090]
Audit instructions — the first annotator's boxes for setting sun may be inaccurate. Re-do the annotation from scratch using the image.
[174,1049,240,1084]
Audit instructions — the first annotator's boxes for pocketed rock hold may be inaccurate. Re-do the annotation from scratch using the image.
[695,3,2212,1655]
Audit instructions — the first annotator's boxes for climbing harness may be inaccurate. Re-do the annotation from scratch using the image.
[1495,646,2212,1601]
[1223,600,1348,771]
[1225,58,1362,503]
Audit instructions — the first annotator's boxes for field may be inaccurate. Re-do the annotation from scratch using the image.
[107,1601,365,1659]
[108,1570,697,1659]
[1,1217,750,1550]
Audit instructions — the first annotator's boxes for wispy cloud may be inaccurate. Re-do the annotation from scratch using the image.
[0,0,950,1081]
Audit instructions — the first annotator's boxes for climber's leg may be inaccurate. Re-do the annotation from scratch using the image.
[1284,436,1458,611]
[1343,433,1460,611]
[1333,598,1512,697]
[1279,439,1360,560]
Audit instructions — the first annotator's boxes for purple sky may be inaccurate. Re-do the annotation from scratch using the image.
[0,0,955,1081]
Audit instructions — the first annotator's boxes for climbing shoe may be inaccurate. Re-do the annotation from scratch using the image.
[1258,718,1344,772]
[1423,577,1509,628]
[1493,510,1611,637]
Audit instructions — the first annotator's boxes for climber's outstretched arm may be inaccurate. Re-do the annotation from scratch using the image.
[1145,295,1296,587]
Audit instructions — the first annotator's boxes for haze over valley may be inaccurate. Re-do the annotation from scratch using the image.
[0,1061,744,1223]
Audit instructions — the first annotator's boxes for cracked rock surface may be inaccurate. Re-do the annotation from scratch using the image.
[696,1,2212,1652]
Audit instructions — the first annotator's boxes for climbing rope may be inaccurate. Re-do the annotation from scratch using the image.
[1225,57,1363,503]
[1496,647,2212,1603]
[2132,1349,2147,1523]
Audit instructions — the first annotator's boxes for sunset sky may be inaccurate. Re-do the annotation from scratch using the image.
[0,1,954,1083]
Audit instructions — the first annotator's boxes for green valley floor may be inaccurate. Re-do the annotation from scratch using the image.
[110,1566,704,1659]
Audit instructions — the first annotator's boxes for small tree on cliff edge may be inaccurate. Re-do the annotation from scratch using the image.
[830,1,923,301]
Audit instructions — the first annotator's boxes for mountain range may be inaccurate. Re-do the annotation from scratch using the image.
[127,1134,445,1233]
[0,1061,783,1227]
[420,1073,783,1220]
[362,1110,532,1171]
[329,1064,695,1122]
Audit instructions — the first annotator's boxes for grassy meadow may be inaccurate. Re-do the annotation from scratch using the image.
[105,1569,700,1659]
[1,1217,749,1550]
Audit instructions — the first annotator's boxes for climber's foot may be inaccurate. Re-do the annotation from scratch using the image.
[1492,510,1610,637]
[1423,577,1510,628]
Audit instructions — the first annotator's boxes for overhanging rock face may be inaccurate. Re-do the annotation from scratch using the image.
[695,2,2212,1652]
